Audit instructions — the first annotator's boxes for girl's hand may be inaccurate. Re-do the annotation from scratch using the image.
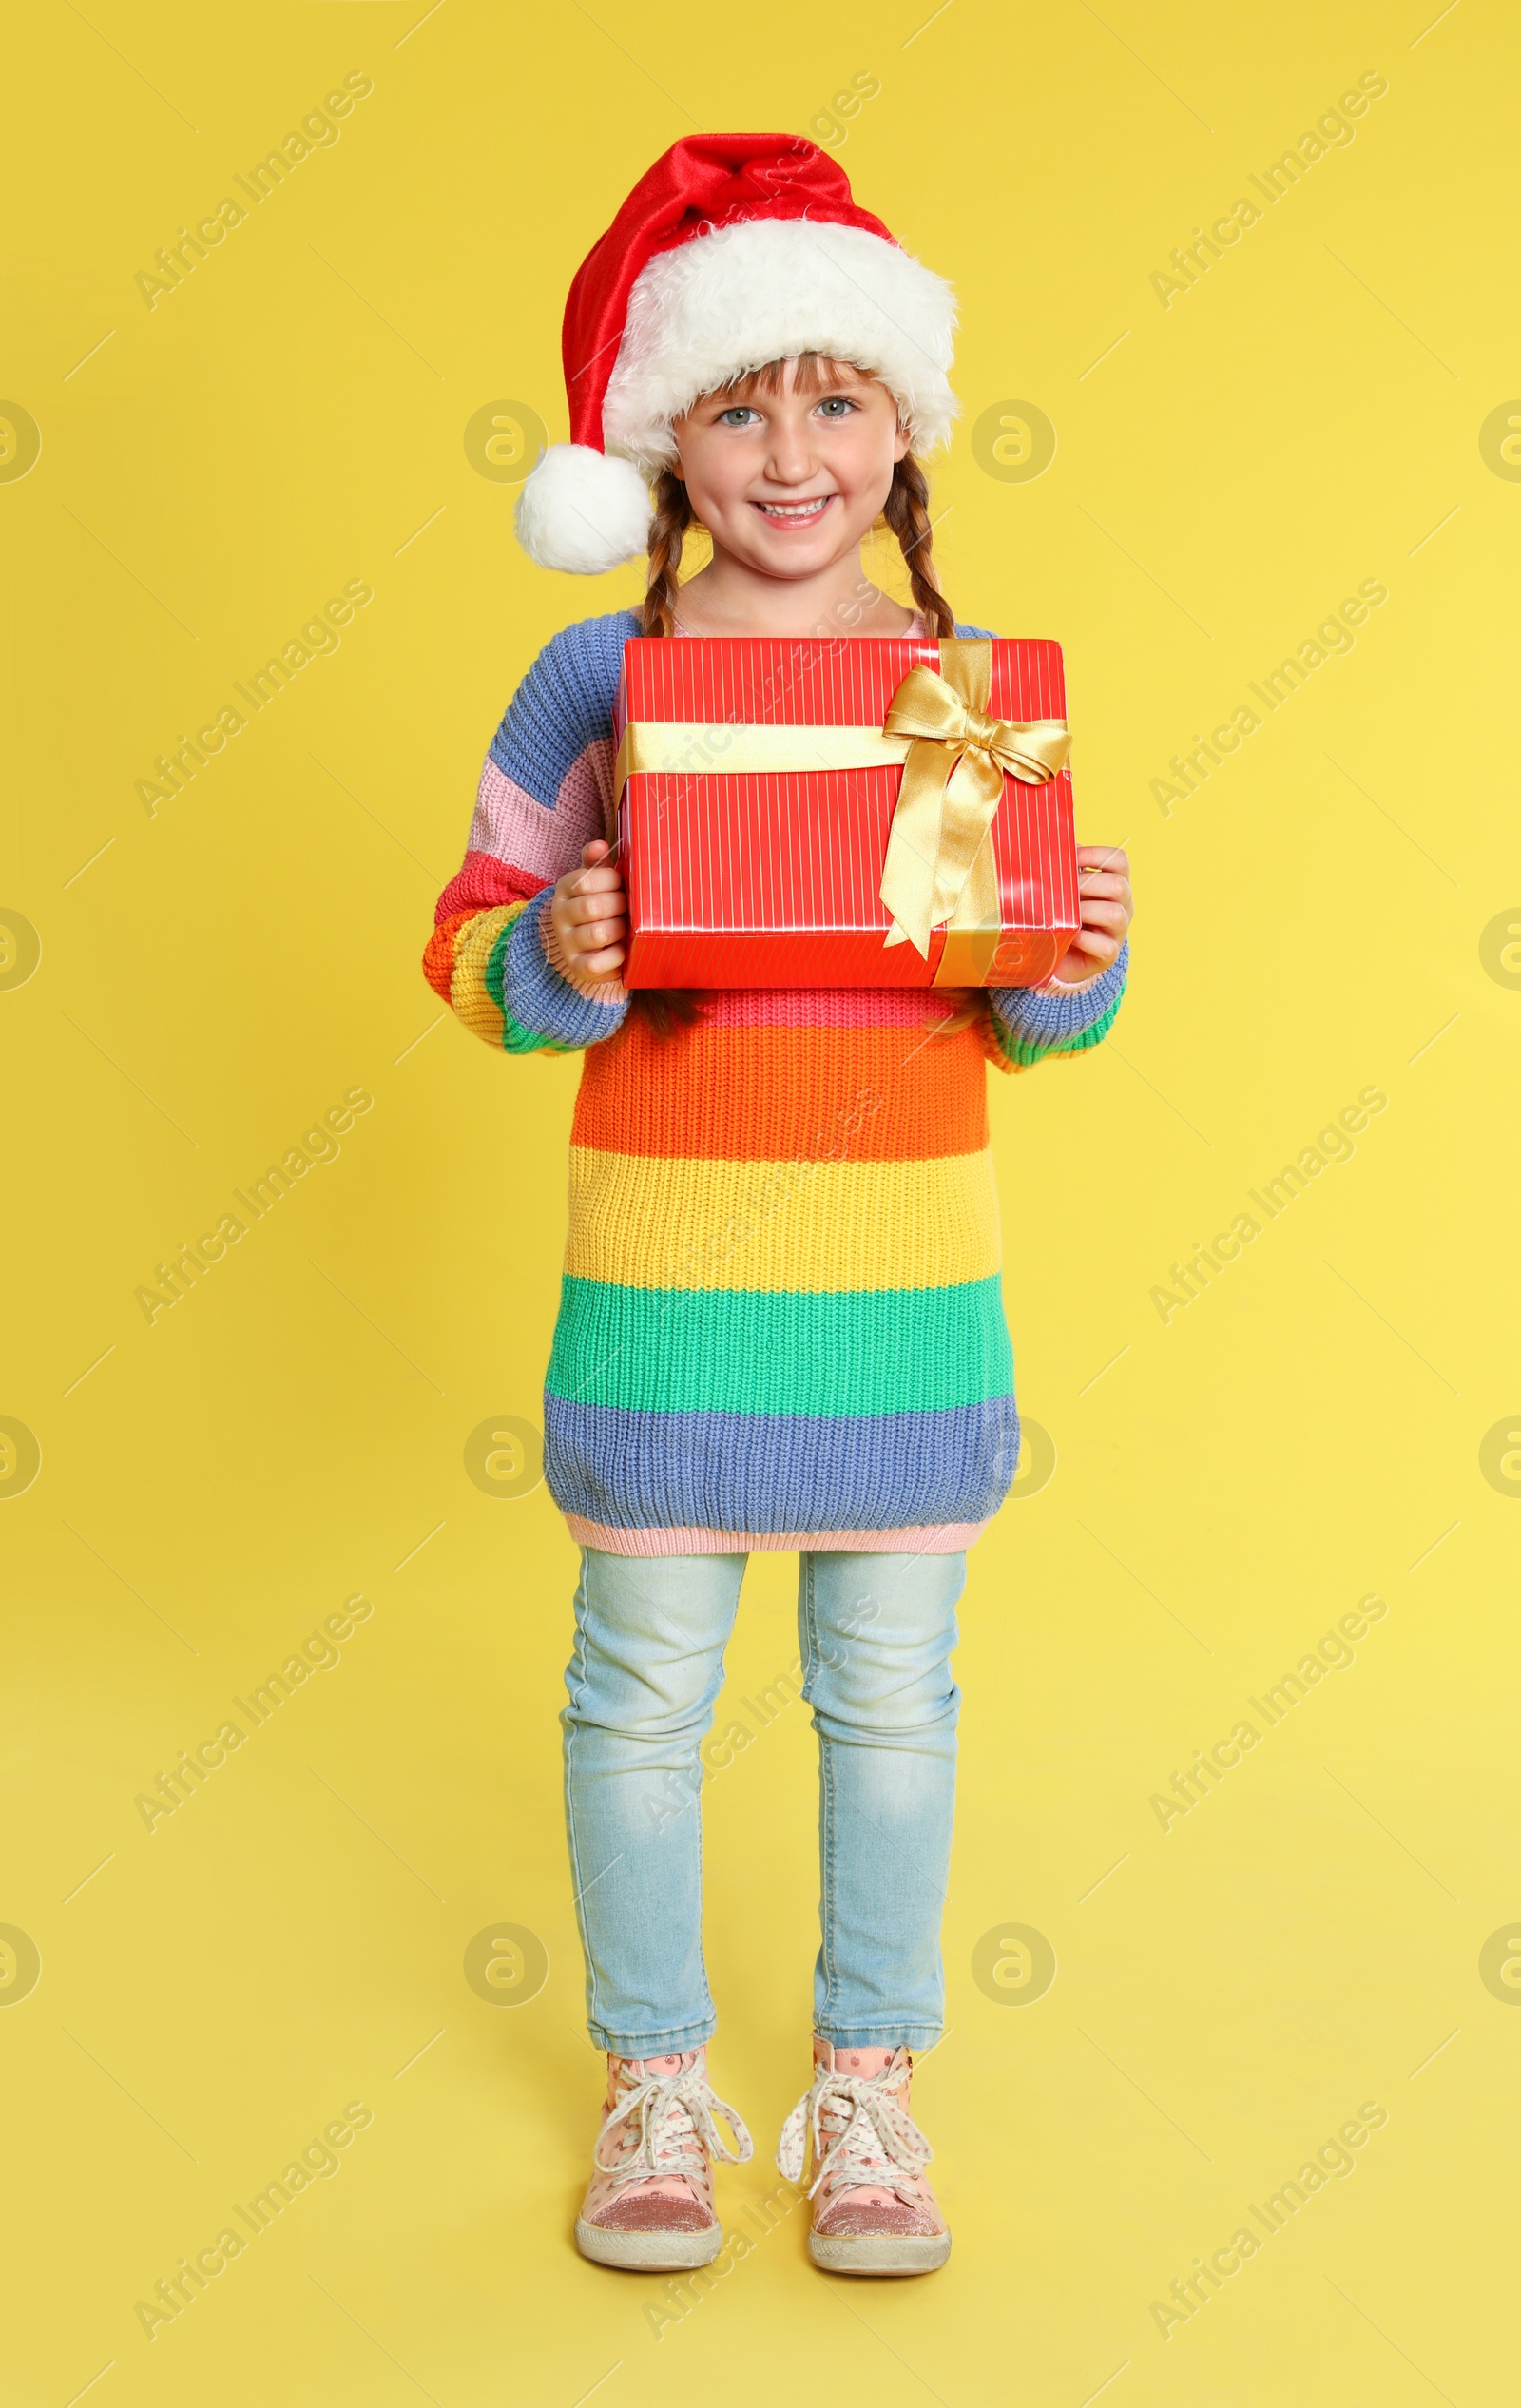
[549,839,626,983]
[1042,844,1132,992]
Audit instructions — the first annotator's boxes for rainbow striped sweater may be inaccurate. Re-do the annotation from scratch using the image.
[424,610,1127,1556]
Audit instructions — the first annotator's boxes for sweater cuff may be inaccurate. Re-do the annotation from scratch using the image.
[990,939,1129,1046]
[503,888,630,1049]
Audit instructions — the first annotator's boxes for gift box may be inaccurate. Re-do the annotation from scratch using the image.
[613,633,1081,988]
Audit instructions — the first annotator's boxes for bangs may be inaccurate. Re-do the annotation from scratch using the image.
[707,354,880,407]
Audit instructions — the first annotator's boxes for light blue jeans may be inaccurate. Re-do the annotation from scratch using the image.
[561,1546,964,2056]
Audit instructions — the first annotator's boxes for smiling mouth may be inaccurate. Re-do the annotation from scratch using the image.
[752,495,836,523]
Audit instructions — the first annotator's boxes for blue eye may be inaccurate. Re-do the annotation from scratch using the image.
[720,406,759,426]
[818,396,856,417]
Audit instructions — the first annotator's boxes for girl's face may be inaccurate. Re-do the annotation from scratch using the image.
[670,358,909,584]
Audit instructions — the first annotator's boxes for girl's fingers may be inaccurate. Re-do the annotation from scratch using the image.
[563,918,626,955]
[1077,844,1129,874]
[563,865,625,898]
[561,902,626,938]
[1069,928,1120,963]
[561,915,627,947]
[578,942,626,975]
[1077,897,1128,934]
[560,886,626,919]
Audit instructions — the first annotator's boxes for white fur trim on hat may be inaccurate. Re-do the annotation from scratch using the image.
[514,443,651,575]
[602,217,958,473]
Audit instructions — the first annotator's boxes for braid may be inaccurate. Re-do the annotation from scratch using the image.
[642,469,693,637]
[882,453,955,637]
[633,468,705,1031]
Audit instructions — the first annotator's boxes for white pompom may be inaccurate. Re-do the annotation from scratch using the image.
[513,443,651,575]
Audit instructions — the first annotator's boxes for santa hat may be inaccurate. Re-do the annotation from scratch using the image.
[515,133,958,576]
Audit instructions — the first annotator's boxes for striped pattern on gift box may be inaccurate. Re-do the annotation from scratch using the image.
[615,635,1081,987]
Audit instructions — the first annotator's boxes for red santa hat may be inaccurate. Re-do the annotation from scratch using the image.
[515,133,959,576]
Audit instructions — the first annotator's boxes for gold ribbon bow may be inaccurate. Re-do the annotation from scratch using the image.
[878,638,1070,961]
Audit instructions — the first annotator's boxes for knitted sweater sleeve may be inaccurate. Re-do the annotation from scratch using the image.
[985,941,1129,1069]
[421,613,635,1054]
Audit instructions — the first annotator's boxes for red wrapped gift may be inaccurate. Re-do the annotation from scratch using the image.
[613,633,1081,988]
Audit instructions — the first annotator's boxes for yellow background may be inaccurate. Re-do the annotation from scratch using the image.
[4,1,1518,2400]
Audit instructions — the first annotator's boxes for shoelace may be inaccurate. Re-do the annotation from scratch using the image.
[593,2063,755,2192]
[776,2055,934,2206]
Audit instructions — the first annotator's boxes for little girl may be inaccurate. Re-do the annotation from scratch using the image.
[425,135,1132,2278]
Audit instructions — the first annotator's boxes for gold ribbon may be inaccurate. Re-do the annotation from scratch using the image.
[877,638,1070,961]
[613,637,1069,980]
